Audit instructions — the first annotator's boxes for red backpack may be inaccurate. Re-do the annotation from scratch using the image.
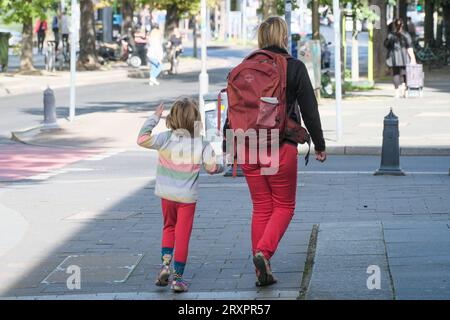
[218,50,311,175]
[226,49,288,135]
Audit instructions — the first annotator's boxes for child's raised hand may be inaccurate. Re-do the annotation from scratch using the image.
[154,102,164,118]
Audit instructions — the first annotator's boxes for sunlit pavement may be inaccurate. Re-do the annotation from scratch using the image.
[0,151,448,300]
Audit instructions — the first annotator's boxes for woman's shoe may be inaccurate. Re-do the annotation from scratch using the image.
[253,251,277,287]
[171,277,189,293]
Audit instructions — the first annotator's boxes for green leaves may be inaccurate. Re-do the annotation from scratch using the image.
[0,0,56,24]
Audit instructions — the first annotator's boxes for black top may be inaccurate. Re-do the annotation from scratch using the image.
[384,31,413,67]
[264,46,325,151]
[222,46,325,152]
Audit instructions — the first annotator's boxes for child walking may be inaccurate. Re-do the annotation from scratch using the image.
[137,97,223,292]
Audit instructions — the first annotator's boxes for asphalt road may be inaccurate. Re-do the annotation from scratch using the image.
[1,46,251,139]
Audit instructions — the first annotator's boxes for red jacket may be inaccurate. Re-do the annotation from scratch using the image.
[34,19,48,34]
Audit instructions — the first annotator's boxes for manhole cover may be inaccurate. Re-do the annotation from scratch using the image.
[42,253,143,285]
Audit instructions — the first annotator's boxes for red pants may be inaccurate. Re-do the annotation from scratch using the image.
[241,143,298,260]
[161,199,196,264]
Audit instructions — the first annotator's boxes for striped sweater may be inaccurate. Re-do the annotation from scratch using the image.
[137,114,224,203]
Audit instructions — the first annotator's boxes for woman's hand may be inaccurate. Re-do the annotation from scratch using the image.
[154,102,164,118]
[315,150,327,162]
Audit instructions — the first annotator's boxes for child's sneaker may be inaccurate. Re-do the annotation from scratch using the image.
[155,254,172,287]
[171,277,189,293]
[253,251,277,287]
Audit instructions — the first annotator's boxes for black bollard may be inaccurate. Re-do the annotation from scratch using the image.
[374,108,405,176]
[43,86,58,127]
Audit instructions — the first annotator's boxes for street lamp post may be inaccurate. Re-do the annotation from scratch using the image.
[333,0,343,142]
[199,0,209,107]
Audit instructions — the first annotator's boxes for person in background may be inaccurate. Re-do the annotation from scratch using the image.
[384,18,417,98]
[140,4,152,32]
[167,28,183,74]
[35,18,48,54]
[407,17,417,44]
[61,10,70,62]
[134,25,149,66]
[147,24,164,86]
[52,15,60,51]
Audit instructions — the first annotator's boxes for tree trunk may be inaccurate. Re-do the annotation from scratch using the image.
[122,0,134,32]
[312,0,320,40]
[262,0,277,19]
[192,15,198,58]
[122,0,135,48]
[443,4,450,48]
[370,0,388,79]
[78,0,99,70]
[351,13,359,82]
[165,4,179,38]
[424,0,434,46]
[19,17,35,73]
[397,0,407,23]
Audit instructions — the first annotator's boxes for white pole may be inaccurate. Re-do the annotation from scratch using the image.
[285,0,292,54]
[299,0,305,33]
[333,0,343,141]
[199,0,209,107]
[241,0,247,45]
[69,0,78,122]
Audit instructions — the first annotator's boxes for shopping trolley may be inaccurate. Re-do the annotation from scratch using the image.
[406,64,424,97]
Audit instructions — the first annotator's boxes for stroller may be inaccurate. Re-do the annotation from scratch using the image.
[406,64,424,97]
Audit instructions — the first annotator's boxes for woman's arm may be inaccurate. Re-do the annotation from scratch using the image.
[295,61,326,152]
[407,48,417,64]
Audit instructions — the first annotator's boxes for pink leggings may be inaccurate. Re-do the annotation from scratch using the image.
[161,199,196,264]
[241,143,298,260]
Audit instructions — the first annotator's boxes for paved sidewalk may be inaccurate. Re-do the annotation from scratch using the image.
[0,156,448,299]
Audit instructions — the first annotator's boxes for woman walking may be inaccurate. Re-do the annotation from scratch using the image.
[384,18,417,98]
[147,24,164,86]
[224,17,326,287]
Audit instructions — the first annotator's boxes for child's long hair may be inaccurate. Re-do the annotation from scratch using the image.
[166,97,201,137]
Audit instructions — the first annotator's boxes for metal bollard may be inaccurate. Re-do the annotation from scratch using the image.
[374,108,404,176]
[43,86,58,128]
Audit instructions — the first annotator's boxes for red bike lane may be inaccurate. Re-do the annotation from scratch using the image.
[0,143,102,182]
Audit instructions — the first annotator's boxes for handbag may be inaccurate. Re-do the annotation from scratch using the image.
[284,103,312,165]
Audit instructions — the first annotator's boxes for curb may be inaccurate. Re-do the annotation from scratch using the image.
[298,224,319,300]
[298,145,450,156]
[10,125,450,156]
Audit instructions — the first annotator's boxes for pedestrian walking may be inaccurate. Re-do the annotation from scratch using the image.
[52,15,60,51]
[147,24,164,86]
[384,18,417,98]
[35,18,47,54]
[61,10,70,60]
[137,98,223,293]
[222,16,326,287]
[407,17,417,44]
[134,25,149,66]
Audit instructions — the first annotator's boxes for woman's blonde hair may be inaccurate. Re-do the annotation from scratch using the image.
[166,96,201,136]
[258,16,288,50]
